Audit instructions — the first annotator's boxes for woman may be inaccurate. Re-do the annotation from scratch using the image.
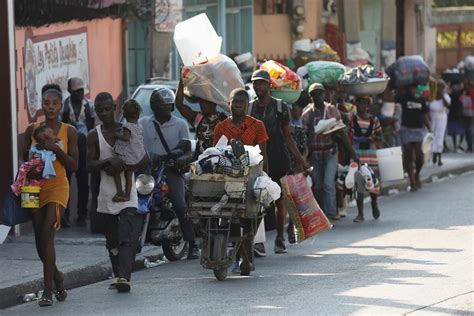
[396,85,432,191]
[348,96,382,223]
[23,84,78,306]
[429,80,450,166]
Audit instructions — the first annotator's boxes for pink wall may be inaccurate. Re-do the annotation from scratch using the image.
[15,18,124,134]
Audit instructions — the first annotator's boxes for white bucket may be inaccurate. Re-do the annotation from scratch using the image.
[173,13,222,66]
[376,146,404,182]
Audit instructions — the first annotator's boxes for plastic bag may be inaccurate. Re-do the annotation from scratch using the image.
[0,189,31,226]
[386,55,430,87]
[253,173,281,207]
[182,54,244,110]
[281,173,332,242]
[422,132,434,163]
[245,145,263,166]
[260,60,301,90]
[305,61,346,87]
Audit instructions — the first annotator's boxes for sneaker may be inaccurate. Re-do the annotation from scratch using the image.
[359,164,374,190]
[187,244,200,260]
[231,261,240,274]
[287,228,296,244]
[274,238,287,254]
[108,277,119,290]
[345,162,359,189]
[115,278,131,293]
[253,243,266,257]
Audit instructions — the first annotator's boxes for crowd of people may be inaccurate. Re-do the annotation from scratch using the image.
[18,64,474,306]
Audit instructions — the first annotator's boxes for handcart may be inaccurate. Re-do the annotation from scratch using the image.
[188,163,264,281]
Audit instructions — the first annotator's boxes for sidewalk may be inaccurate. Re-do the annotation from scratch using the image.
[0,153,473,310]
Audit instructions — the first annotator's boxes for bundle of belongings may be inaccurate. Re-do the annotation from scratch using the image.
[337,162,378,194]
[339,65,388,85]
[182,54,245,110]
[385,55,430,87]
[281,173,332,243]
[193,136,263,178]
[293,39,340,62]
[260,60,301,90]
[304,61,346,87]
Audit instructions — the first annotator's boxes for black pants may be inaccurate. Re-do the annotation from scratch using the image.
[65,133,89,220]
[102,207,143,281]
[165,169,195,242]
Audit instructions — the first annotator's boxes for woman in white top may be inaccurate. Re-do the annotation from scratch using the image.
[429,80,450,166]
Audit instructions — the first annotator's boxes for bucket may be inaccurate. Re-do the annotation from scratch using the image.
[173,13,222,66]
[376,146,404,182]
[21,185,41,208]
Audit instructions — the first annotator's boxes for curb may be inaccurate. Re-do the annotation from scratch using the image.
[380,163,474,196]
[0,251,163,310]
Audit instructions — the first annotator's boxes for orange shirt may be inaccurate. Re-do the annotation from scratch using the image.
[213,115,269,147]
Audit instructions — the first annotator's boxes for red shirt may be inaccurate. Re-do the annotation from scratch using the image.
[213,115,269,146]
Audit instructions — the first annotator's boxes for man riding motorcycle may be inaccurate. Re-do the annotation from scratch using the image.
[139,87,199,259]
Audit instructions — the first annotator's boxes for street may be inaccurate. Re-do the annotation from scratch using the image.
[4,172,474,315]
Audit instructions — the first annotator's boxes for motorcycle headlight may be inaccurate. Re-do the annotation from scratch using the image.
[136,174,155,195]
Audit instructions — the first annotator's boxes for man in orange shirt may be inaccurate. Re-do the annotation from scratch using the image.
[213,88,269,171]
[213,88,268,275]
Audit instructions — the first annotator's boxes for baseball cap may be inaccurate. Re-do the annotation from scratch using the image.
[69,77,84,91]
[308,82,325,94]
[251,69,270,83]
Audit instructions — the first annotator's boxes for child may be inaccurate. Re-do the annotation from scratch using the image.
[113,100,147,202]
[11,126,58,195]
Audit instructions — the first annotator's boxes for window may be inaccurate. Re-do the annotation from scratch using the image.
[254,0,290,15]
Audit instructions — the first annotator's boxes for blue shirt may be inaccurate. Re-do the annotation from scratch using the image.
[139,115,190,161]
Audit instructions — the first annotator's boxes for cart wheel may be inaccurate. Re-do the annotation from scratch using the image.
[212,234,227,262]
[213,268,228,281]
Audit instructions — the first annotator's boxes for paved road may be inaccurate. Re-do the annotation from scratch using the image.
[4,172,474,315]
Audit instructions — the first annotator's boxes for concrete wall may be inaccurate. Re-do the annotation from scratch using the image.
[15,18,124,134]
[360,0,382,68]
[254,0,322,60]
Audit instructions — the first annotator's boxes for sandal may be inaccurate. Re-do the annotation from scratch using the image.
[54,271,68,302]
[38,293,53,307]
[353,215,365,223]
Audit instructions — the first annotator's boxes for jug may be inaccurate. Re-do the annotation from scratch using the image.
[173,13,222,66]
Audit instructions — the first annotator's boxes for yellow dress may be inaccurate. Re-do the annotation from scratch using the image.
[31,122,70,229]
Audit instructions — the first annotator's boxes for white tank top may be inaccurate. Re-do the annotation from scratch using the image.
[96,125,138,215]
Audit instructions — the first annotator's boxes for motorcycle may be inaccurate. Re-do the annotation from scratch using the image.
[135,148,189,261]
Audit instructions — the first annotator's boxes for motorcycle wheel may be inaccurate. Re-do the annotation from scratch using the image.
[213,268,228,281]
[162,239,188,261]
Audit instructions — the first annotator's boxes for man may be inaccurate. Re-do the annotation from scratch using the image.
[302,83,357,220]
[176,79,227,157]
[213,87,269,275]
[213,88,268,162]
[87,92,147,292]
[61,77,95,227]
[139,87,199,259]
[396,85,432,191]
[249,69,311,255]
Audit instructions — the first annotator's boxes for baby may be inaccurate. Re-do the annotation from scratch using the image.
[113,100,147,202]
[11,126,58,196]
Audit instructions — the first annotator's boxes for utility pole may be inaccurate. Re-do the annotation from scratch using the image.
[0,0,19,234]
